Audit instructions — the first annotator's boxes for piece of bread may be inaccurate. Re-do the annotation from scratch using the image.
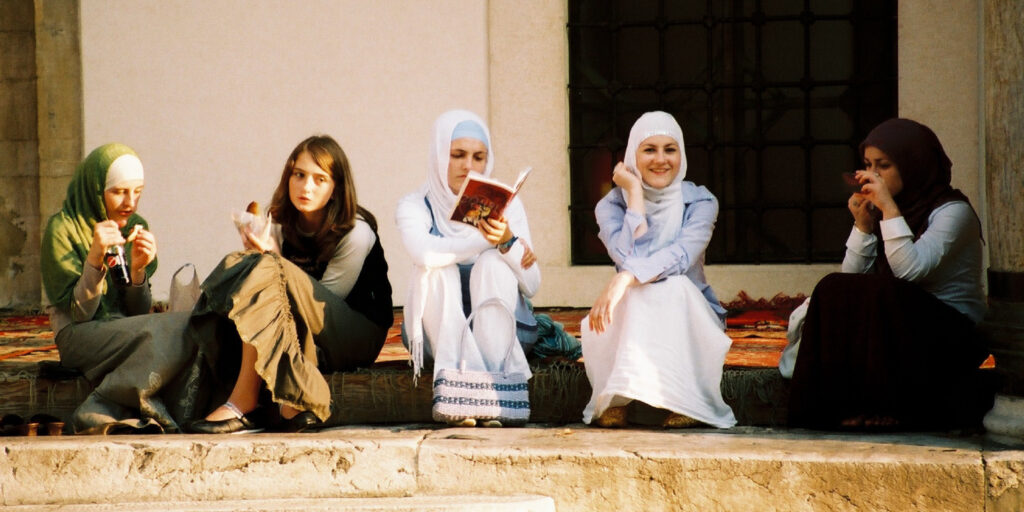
[125,224,143,243]
[246,201,260,215]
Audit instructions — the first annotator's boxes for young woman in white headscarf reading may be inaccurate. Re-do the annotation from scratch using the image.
[582,111,736,429]
[396,109,540,427]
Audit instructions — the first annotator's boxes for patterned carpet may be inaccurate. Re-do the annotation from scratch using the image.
[0,315,56,364]
[0,303,793,369]
[0,304,997,370]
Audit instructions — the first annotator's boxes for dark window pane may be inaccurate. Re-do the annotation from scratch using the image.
[761,208,808,261]
[763,0,804,16]
[664,25,709,84]
[663,89,709,140]
[811,0,853,16]
[812,207,852,260]
[711,21,757,86]
[614,0,658,24]
[762,88,805,142]
[810,21,853,80]
[616,27,660,86]
[761,21,805,83]
[810,144,858,202]
[568,0,897,264]
[570,27,612,87]
[810,86,855,140]
[664,2,707,21]
[684,146,712,191]
[762,146,806,205]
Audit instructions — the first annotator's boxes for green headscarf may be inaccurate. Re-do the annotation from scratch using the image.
[41,143,157,320]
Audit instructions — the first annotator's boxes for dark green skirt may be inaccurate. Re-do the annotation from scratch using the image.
[56,310,197,433]
[186,251,388,422]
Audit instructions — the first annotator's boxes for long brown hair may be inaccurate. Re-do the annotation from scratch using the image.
[269,135,378,262]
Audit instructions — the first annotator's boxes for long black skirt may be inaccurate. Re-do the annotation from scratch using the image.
[788,272,993,429]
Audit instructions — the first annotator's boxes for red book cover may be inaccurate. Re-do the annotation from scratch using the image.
[449,167,532,226]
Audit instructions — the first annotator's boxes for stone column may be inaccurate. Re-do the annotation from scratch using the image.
[34,0,83,306]
[980,0,1024,445]
[0,0,39,309]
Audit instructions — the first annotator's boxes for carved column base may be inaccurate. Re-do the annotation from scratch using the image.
[980,299,1024,445]
[985,395,1024,446]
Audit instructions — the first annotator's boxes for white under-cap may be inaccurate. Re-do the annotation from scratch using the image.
[104,154,145,190]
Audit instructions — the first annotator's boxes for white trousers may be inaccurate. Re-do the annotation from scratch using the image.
[418,250,532,379]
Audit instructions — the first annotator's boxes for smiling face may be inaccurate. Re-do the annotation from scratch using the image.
[104,180,144,228]
[446,137,488,194]
[863,145,903,197]
[635,135,682,189]
[288,150,335,227]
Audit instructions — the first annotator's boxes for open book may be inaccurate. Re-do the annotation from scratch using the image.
[449,166,533,226]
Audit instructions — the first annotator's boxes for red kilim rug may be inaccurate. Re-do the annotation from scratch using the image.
[1,292,995,370]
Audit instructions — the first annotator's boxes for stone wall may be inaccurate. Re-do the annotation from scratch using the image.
[0,0,39,310]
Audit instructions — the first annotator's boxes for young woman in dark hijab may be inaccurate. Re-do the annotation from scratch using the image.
[785,118,992,430]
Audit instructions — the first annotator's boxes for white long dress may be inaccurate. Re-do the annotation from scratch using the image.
[581,274,737,428]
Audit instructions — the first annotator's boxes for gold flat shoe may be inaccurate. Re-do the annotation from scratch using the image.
[594,406,628,428]
[662,412,702,429]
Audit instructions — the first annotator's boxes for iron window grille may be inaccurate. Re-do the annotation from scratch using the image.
[568,0,897,264]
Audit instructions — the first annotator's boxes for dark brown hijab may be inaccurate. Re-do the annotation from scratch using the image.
[859,118,980,275]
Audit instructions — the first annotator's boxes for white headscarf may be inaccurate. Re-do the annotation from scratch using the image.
[623,111,688,252]
[407,109,493,381]
[424,109,494,238]
[104,153,145,190]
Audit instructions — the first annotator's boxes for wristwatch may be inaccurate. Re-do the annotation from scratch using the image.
[498,235,518,252]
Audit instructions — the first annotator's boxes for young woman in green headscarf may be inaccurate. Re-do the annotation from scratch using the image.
[41,143,196,434]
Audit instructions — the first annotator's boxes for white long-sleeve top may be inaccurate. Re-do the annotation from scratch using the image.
[841,200,985,323]
[395,192,540,298]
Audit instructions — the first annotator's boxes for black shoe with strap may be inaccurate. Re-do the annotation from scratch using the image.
[187,402,264,434]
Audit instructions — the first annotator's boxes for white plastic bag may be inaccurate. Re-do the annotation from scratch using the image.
[168,263,201,313]
[778,297,811,379]
[231,208,274,250]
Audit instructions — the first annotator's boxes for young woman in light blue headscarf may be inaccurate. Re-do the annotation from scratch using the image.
[582,111,736,429]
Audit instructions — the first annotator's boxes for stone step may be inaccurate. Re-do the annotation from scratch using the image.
[0,362,790,429]
[2,426,1022,511]
[6,495,556,512]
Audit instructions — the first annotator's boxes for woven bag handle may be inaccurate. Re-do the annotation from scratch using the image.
[456,297,519,374]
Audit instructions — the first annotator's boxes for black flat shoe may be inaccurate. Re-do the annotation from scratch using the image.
[187,403,264,434]
[279,411,320,433]
[187,415,263,434]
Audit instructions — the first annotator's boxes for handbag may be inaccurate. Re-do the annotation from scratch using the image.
[431,297,530,426]
[168,263,201,313]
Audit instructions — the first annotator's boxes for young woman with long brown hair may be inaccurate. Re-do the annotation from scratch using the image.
[186,135,393,433]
